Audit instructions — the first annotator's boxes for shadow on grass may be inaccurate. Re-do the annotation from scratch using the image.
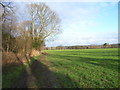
[3,52,119,88]
[2,63,28,88]
[4,52,118,88]
[56,49,118,56]
[48,54,119,71]
[3,56,80,88]
[12,67,28,88]
[29,57,80,88]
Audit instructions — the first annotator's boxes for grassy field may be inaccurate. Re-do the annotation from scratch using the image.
[2,65,25,88]
[45,48,119,88]
[3,48,119,88]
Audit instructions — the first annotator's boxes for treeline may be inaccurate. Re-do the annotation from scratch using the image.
[1,2,61,66]
[45,44,119,50]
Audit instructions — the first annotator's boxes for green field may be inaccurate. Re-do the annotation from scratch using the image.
[45,48,119,88]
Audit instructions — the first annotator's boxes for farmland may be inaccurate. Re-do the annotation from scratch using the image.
[44,48,119,88]
[3,48,119,88]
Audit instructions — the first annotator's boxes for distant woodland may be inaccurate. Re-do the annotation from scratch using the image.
[45,44,119,50]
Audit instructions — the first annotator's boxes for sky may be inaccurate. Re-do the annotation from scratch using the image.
[16,1,118,47]
[45,2,118,47]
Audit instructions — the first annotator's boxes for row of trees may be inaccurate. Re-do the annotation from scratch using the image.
[45,44,119,50]
[1,2,61,65]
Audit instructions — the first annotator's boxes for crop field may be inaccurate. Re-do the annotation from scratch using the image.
[45,48,119,88]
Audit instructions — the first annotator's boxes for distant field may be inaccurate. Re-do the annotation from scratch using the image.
[45,48,119,88]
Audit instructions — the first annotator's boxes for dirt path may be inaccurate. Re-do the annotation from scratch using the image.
[13,55,60,88]
[26,67,38,88]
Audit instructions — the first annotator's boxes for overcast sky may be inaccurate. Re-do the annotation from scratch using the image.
[16,1,118,47]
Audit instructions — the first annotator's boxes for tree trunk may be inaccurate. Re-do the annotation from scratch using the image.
[6,43,9,53]
[32,18,34,40]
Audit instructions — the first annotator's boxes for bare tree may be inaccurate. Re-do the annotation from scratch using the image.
[2,2,61,65]
[0,2,15,23]
[1,2,16,52]
[14,20,33,64]
[27,4,38,41]
[27,3,61,51]
[1,2,26,65]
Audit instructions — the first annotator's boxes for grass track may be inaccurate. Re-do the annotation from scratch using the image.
[45,48,119,88]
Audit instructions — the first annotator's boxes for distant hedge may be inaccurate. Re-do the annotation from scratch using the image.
[45,44,119,50]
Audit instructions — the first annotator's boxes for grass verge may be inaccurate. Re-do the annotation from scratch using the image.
[2,56,40,88]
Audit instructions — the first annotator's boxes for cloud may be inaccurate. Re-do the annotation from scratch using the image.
[46,31,118,47]
[45,2,118,47]
[15,2,118,47]
[46,2,101,33]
